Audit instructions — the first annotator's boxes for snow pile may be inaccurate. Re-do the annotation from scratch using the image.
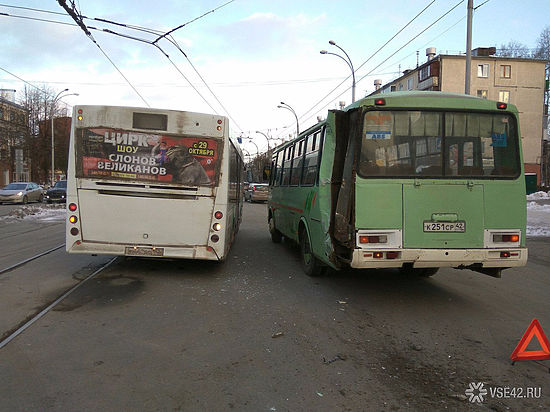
[526,201,550,237]
[526,191,550,201]
[1,205,66,222]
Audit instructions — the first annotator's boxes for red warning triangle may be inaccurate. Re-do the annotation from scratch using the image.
[510,319,550,361]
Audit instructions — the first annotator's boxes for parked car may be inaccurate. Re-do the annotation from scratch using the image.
[245,183,269,202]
[0,182,44,204]
[45,180,67,203]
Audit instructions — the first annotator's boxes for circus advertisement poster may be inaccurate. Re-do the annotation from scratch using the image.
[76,128,220,186]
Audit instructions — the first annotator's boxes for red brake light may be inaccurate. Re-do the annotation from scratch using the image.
[69,203,77,212]
[253,186,256,191]
[77,109,83,114]
[215,211,223,219]
[359,235,387,244]
[374,98,386,106]
[500,251,511,258]
[497,102,507,110]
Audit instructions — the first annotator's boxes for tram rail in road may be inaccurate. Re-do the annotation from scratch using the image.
[0,257,118,350]
[0,243,65,276]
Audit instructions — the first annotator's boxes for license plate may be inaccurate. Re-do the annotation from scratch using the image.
[423,221,466,232]
[125,246,164,257]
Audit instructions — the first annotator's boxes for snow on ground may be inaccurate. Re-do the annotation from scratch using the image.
[526,200,550,237]
[526,190,550,201]
[0,205,66,223]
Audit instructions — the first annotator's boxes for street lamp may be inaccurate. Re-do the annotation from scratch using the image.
[248,139,259,156]
[320,40,356,103]
[51,89,78,186]
[255,130,271,152]
[277,101,299,138]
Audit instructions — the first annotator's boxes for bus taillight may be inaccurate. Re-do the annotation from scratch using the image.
[493,234,519,242]
[70,227,79,236]
[69,215,78,224]
[497,102,507,110]
[213,223,221,231]
[215,211,223,219]
[374,98,386,106]
[69,203,77,212]
[386,251,399,259]
[359,235,387,244]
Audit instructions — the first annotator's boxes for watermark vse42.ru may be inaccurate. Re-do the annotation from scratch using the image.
[465,382,542,403]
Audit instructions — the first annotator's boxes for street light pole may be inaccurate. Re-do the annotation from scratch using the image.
[255,130,271,152]
[321,40,356,103]
[249,139,259,156]
[465,0,474,95]
[50,89,78,186]
[277,102,299,138]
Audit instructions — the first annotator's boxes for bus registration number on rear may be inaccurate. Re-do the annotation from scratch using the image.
[125,246,164,257]
[423,221,465,232]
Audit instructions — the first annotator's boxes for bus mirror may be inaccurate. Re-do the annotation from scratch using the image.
[263,166,271,181]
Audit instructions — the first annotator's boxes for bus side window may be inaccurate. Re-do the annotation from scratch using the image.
[270,153,278,186]
[302,130,323,186]
[281,145,294,186]
[290,138,305,186]
[275,149,284,186]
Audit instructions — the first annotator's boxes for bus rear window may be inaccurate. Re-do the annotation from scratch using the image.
[359,110,520,178]
[75,128,220,186]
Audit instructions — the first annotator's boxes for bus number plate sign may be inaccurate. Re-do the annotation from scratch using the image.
[423,221,465,233]
[125,247,164,257]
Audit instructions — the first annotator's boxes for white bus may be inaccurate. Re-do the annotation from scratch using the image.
[66,105,243,261]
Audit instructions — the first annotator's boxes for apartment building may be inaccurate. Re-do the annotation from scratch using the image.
[373,48,548,185]
[0,91,30,186]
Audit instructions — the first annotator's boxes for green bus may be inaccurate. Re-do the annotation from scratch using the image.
[268,91,527,277]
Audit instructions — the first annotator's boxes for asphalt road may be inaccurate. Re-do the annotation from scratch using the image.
[0,202,549,411]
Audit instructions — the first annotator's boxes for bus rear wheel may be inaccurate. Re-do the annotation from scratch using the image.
[300,228,325,277]
[269,216,282,243]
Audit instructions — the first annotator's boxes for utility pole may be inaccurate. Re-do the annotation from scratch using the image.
[465,0,474,95]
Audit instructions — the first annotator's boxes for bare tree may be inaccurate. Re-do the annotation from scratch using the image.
[18,86,71,184]
[497,41,531,58]
[534,25,550,61]
[533,26,550,187]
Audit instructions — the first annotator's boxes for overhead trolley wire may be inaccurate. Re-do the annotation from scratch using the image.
[294,0,466,131]
[271,0,438,140]
[377,0,491,76]
[82,14,244,132]
[294,0,438,127]
[0,65,45,93]
[5,1,243,132]
[152,0,235,44]
[56,0,151,107]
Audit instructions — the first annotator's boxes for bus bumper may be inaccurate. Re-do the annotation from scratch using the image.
[67,241,222,261]
[350,248,528,269]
